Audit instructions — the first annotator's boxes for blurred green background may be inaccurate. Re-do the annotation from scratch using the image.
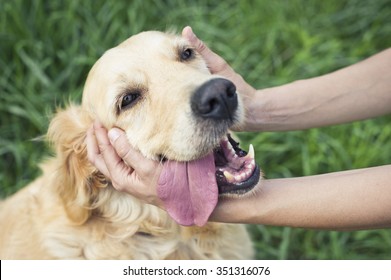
[1,0,390,259]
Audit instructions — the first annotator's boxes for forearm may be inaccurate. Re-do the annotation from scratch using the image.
[211,165,391,230]
[245,48,391,131]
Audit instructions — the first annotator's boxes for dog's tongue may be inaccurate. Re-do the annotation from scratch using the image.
[157,153,218,227]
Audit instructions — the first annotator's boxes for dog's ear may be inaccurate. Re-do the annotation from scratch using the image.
[47,104,104,225]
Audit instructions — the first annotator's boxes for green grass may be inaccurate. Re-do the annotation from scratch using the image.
[1,0,390,259]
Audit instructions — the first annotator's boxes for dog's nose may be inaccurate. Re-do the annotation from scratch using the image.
[191,78,238,120]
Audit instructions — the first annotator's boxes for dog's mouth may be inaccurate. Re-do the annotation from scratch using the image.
[214,134,260,195]
[157,133,260,227]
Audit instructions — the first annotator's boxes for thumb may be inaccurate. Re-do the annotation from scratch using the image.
[108,128,157,174]
[108,128,133,160]
[182,26,213,58]
[182,26,228,74]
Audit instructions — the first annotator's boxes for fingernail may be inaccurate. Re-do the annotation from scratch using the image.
[108,128,121,144]
[183,26,196,40]
[188,27,196,40]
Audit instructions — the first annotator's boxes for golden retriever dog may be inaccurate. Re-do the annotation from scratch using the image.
[0,31,260,259]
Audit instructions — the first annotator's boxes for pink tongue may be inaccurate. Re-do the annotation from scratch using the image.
[157,153,218,227]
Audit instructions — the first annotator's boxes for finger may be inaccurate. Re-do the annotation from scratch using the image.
[182,26,228,74]
[93,122,133,182]
[86,123,110,177]
[86,124,99,162]
[182,26,211,56]
[108,128,159,176]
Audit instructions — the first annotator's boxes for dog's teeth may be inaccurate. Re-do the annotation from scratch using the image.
[223,171,235,183]
[247,144,255,159]
[235,173,244,182]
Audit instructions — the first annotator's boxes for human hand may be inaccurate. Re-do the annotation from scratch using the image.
[86,121,164,208]
[87,122,218,226]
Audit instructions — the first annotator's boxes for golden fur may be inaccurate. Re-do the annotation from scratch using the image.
[0,31,253,259]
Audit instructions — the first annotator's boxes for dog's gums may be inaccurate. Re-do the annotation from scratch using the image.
[214,134,260,195]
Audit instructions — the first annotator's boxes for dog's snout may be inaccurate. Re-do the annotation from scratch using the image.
[191,78,238,120]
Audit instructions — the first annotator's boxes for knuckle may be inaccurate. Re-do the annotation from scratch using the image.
[87,149,100,166]
[197,41,207,53]
[144,162,161,179]
[98,143,109,153]
[117,146,129,159]
[112,136,130,158]
[110,176,124,191]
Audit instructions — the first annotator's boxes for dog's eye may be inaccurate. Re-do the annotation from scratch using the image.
[121,92,140,109]
[180,48,194,61]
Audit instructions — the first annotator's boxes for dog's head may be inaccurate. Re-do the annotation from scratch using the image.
[48,31,260,226]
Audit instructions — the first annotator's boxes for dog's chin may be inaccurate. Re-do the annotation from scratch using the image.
[157,133,260,197]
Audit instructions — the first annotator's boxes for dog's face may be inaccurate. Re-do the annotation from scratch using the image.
[82,31,242,162]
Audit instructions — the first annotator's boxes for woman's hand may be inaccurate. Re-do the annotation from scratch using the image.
[86,121,164,208]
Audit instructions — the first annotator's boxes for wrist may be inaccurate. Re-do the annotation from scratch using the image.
[227,73,258,132]
[241,80,313,132]
[210,179,269,224]
[241,88,273,132]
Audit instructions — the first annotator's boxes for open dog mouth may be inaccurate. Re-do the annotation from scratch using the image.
[157,133,260,227]
[214,134,260,195]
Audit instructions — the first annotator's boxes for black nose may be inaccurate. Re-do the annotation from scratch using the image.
[191,78,238,120]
